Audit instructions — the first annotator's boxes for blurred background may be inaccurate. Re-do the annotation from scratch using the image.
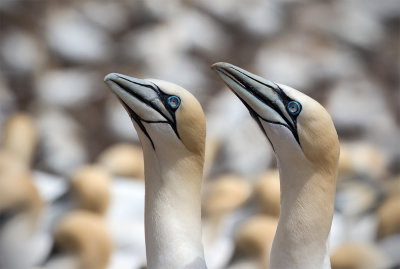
[0,0,399,268]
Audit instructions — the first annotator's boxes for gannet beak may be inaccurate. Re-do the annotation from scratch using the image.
[211,62,299,143]
[105,73,180,149]
[104,73,173,123]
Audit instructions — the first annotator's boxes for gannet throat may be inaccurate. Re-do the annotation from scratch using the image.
[212,63,302,147]
[104,73,181,149]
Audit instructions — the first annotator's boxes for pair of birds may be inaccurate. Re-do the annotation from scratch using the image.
[104,62,340,269]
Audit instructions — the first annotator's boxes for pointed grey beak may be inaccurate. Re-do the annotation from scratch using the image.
[104,73,173,123]
[211,62,299,143]
[104,73,179,149]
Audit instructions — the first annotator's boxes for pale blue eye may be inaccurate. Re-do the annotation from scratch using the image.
[287,101,301,115]
[168,96,181,110]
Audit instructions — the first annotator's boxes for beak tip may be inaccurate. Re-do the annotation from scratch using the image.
[104,73,119,83]
[210,63,220,70]
[211,62,231,71]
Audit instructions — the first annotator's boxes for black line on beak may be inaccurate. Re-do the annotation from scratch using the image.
[119,98,156,149]
[110,75,181,150]
[216,66,300,144]
[149,82,181,140]
[234,92,276,152]
[117,76,172,124]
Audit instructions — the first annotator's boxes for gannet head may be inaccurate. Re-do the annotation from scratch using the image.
[104,73,206,161]
[212,62,339,173]
[51,211,112,269]
[0,170,42,231]
[70,165,111,216]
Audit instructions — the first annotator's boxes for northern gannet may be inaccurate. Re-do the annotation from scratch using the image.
[233,214,278,269]
[0,115,49,269]
[104,73,207,269]
[0,167,47,269]
[44,210,112,269]
[202,174,251,269]
[1,113,37,167]
[45,165,111,230]
[330,242,390,269]
[70,165,111,216]
[98,143,145,179]
[203,174,252,219]
[212,62,340,269]
[377,194,400,240]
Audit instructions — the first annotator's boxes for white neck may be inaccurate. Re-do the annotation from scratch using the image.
[270,160,335,269]
[142,143,206,269]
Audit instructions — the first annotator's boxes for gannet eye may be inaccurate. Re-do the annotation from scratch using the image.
[167,96,181,110]
[287,101,301,116]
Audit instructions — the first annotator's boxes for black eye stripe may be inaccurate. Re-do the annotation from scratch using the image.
[147,83,181,140]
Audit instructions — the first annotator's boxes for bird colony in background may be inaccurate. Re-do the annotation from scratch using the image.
[0,60,399,269]
[0,0,399,268]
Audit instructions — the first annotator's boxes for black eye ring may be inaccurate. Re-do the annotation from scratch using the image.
[287,101,301,116]
[167,96,181,110]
